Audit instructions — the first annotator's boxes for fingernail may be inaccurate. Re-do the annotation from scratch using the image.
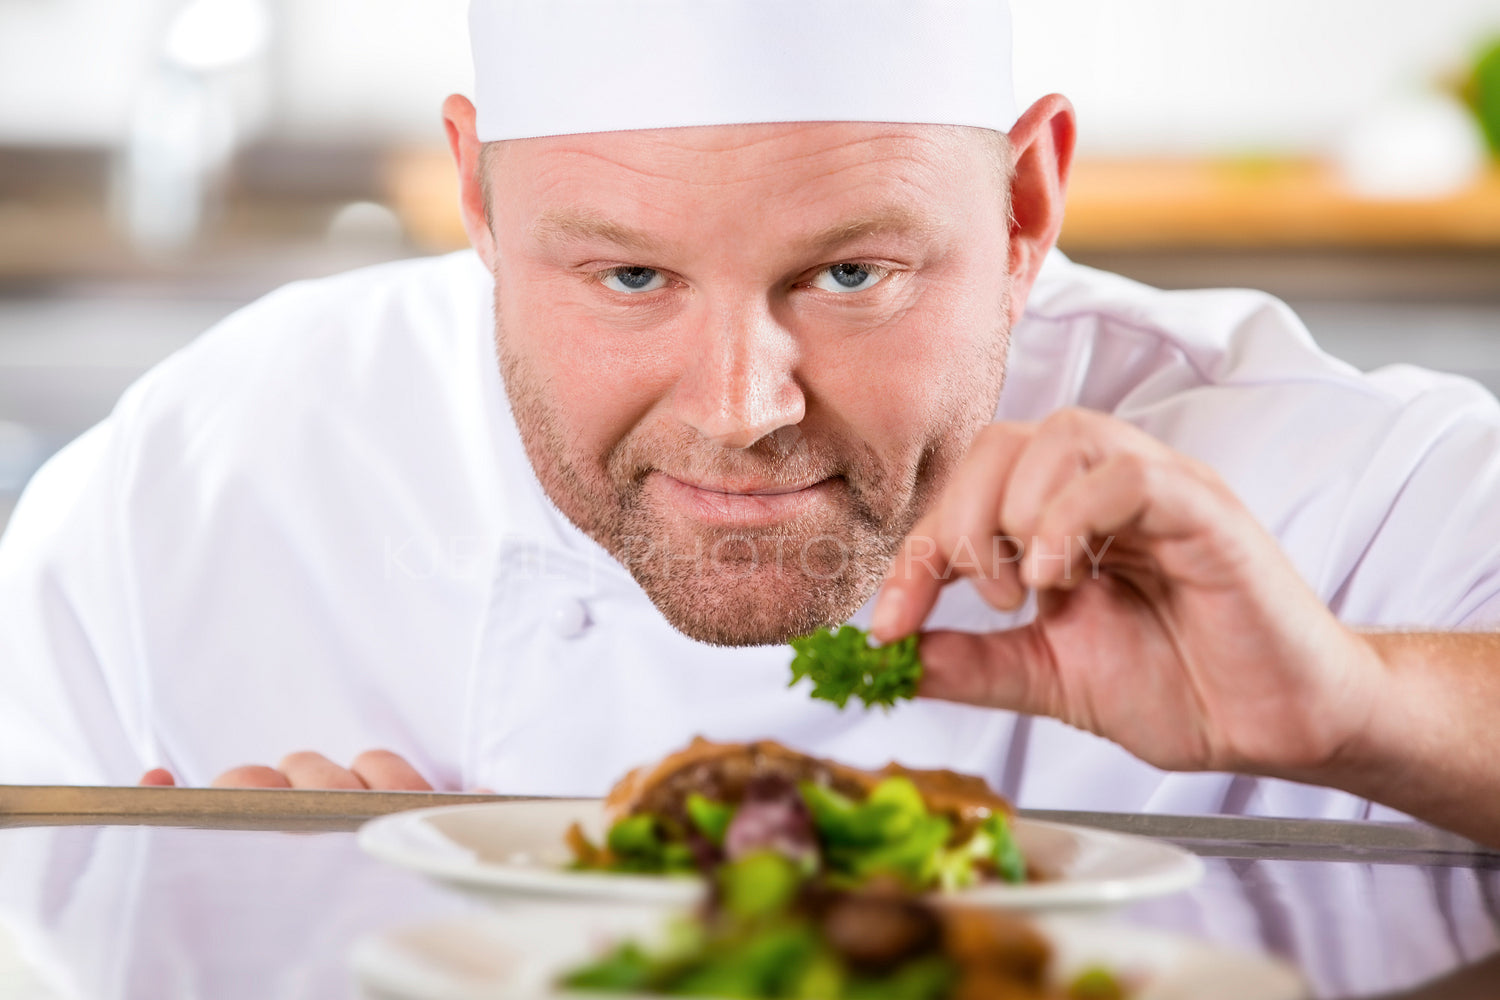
[871,586,905,640]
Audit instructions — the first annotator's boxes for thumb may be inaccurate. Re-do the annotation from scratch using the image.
[916,624,1060,717]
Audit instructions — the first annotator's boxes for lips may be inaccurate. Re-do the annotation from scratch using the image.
[652,472,834,527]
[672,478,824,497]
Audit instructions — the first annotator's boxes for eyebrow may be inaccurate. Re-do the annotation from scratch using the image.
[531,209,670,258]
[529,204,944,261]
[799,206,945,256]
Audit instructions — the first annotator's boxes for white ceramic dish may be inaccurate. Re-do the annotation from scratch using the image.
[350,908,1308,1000]
[358,799,1204,910]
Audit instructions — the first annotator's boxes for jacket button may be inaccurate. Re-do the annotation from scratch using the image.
[551,597,590,639]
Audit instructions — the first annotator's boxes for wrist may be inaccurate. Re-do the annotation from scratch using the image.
[1306,629,1499,845]
[1301,630,1418,801]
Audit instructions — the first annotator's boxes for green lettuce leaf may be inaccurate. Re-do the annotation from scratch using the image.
[599,815,698,874]
[799,777,952,890]
[686,793,735,847]
[975,813,1027,885]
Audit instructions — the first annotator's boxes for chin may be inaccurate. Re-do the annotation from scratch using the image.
[640,563,878,648]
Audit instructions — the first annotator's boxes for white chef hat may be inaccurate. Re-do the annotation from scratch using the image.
[469,0,1017,142]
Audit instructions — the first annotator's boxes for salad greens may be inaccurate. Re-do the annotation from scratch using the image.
[604,815,698,874]
[799,777,1025,891]
[566,814,698,875]
[569,775,1026,891]
[563,852,1125,1000]
[789,624,922,710]
[686,793,734,847]
[563,852,959,1000]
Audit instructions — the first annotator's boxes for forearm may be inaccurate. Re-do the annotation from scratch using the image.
[1311,631,1500,847]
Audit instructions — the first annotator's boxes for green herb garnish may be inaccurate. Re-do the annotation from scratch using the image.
[788,625,922,710]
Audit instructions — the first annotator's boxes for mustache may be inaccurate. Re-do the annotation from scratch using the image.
[607,425,847,488]
[604,420,914,531]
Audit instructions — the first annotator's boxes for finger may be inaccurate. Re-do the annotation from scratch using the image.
[138,768,176,787]
[1001,408,1175,536]
[350,749,433,791]
[871,529,945,642]
[872,425,1033,641]
[212,765,294,789]
[966,535,1027,613]
[1024,452,1151,588]
[915,625,1062,719]
[276,751,368,790]
[997,410,1104,542]
[1025,451,1245,589]
[925,424,1034,611]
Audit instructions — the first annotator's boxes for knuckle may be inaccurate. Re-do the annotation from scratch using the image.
[352,748,402,772]
[276,750,325,772]
[1114,452,1154,493]
[1038,494,1084,535]
[212,765,282,788]
[969,421,1032,467]
[1187,455,1231,493]
[1046,407,1095,440]
[1036,408,1105,468]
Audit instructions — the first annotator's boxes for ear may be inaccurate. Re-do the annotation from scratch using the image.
[1004,94,1077,327]
[442,93,499,267]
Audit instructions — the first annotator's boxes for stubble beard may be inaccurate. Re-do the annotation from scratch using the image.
[495,294,1011,647]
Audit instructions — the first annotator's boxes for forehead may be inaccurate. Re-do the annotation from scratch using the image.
[485,122,1006,235]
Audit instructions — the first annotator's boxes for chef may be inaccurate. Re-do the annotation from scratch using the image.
[1,0,1498,843]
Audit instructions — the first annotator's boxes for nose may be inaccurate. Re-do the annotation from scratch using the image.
[672,300,806,450]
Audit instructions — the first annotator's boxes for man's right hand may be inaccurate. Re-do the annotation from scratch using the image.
[137,750,433,790]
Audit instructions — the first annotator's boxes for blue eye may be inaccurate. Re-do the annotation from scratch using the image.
[600,266,666,294]
[811,263,887,293]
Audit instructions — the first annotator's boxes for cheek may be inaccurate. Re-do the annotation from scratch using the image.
[804,280,1006,454]
[499,280,679,453]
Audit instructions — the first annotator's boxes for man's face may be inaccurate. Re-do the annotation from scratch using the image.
[484,122,1014,645]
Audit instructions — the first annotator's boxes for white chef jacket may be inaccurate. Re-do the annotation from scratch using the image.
[2,250,1498,820]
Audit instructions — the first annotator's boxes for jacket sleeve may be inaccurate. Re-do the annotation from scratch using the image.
[1325,371,1500,630]
[0,417,155,785]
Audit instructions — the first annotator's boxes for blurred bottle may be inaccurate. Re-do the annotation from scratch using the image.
[114,0,273,253]
[1335,91,1486,200]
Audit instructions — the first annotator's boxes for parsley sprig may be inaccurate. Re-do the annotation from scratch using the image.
[788,625,922,710]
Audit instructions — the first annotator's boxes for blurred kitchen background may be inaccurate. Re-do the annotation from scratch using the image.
[1,0,1499,532]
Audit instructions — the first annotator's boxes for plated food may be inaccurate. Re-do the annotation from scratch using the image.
[561,852,1124,1000]
[356,742,1265,999]
[568,738,1027,892]
[357,741,1203,910]
[353,908,1307,1000]
[560,742,1126,997]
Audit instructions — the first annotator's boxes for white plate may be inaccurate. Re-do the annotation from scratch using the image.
[350,908,1308,1000]
[358,799,1204,910]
